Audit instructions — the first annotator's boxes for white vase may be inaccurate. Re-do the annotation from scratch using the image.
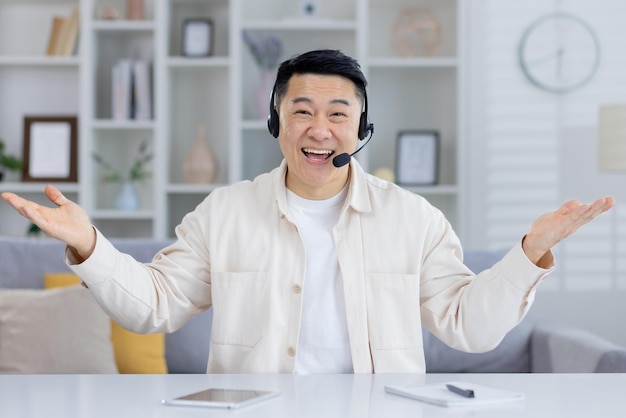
[115,181,140,211]
[184,123,218,184]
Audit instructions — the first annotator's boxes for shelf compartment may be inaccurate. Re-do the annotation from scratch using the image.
[92,29,154,120]
[367,66,458,185]
[91,130,155,212]
[168,66,229,185]
[0,1,78,56]
[168,0,230,57]
[368,0,458,59]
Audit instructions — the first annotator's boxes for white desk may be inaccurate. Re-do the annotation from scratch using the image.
[0,373,623,417]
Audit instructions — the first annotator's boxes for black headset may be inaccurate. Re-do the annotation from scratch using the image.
[267,80,374,140]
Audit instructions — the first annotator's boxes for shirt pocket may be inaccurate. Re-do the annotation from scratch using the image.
[210,271,269,348]
[366,273,422,350]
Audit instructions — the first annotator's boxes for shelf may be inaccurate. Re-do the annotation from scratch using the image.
[167,183,227,194]
[91,120,155,130]
[0,182,79,194]
[91,210,154,220]
[167,56,230,68]
[368,57,458,68]
[92,20,156,32]
[0,56,79,66]
[241,19,357,31]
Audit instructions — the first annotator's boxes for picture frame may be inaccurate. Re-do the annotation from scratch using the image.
[395,130,439,185]
[182,18,214,57]
[22,116,78,182]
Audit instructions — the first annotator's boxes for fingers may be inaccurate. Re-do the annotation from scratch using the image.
[1,192,44,226]
[559,197,615,237]
[44,184,69,207]
[1,192,29,213]
[579,197,614,222]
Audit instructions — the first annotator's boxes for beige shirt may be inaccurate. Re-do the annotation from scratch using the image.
[69,159,552,373]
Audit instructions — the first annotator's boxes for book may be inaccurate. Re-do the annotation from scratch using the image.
[45,7,79,56]
[385,381,525,408]
[132,60,152,120]
[46,16,67,56]
[112,59,133,120]
[58,7,80,56]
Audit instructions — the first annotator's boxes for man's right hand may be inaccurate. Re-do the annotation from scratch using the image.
[1,184,96,261]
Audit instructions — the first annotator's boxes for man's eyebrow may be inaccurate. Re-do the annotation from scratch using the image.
[291,97,351,106]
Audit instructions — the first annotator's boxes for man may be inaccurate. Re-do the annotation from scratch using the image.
[1,49,614,374]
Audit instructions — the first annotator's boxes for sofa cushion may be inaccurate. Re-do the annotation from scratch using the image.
[44,272,167,374]
[0,238,70,289]
[423,314,534,373]
[166,308,212,373]
[0,286,118,374]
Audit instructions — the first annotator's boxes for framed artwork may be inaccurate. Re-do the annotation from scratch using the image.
[395,130,439,185]
[182,18,214,57]
[22,116,78,182]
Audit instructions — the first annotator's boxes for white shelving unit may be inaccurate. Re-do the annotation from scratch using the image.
[0,0,465,240]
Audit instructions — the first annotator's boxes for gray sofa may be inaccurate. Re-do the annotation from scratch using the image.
[1,237,625,374]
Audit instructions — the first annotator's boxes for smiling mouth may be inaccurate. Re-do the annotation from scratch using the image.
[302,148,334,161]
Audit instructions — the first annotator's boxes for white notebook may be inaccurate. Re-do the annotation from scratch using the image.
[385,381,525,408]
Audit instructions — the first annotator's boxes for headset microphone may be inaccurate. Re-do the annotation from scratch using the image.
[332,127,374,168]
[332,153,351,168]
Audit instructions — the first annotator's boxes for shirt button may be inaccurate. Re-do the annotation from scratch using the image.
[287,347,296,357]
[292,284,302,294]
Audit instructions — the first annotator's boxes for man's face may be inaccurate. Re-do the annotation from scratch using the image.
[276,73,362,200]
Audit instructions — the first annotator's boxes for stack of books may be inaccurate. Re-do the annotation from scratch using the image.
[112,59,153,120]
[46,7,80,56]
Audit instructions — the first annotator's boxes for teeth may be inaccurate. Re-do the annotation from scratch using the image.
[303,148,332,155]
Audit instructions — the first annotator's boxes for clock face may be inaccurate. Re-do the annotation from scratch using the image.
[518,12,601,94]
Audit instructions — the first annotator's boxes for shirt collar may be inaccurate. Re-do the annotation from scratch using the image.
[274,158,373,218]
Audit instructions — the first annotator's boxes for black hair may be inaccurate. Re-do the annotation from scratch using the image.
[273,49,367,107]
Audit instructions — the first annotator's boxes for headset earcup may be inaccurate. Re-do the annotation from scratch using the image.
[358,112,373,140]
[267,107,279,138]
[267,85,280,138]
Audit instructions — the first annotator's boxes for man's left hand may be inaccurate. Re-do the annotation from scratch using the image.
[522,197,615,267]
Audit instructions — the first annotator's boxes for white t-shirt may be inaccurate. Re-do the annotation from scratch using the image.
[287,187,353,374]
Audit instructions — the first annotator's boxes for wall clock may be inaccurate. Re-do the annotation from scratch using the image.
[518,12,601,94]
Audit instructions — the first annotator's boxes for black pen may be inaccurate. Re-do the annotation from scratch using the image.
[446,384,475,398]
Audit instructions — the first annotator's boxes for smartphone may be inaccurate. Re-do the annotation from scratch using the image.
[162,387,281,409]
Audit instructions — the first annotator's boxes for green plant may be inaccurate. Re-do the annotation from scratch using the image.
[92,139,152,184]
[0,139,22,172]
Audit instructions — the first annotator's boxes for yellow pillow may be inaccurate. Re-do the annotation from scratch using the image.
[44,273,168,374]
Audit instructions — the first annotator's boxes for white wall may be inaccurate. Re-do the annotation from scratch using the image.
[464,0,626,346]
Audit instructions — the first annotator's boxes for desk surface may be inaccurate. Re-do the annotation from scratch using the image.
[0,373,623,418]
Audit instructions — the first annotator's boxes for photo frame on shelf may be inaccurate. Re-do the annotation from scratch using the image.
[182,18,214,57]
[22,116,78,182]
[395,130,439,186]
